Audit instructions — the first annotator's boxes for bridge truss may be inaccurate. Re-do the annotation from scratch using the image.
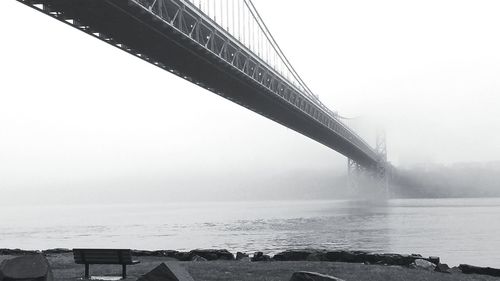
[16,0,388,178]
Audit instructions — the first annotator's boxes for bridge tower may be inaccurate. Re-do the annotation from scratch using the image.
[347,130,390,198]
[375,130,390,196]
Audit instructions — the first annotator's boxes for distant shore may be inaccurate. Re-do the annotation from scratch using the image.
[1,248,500,280]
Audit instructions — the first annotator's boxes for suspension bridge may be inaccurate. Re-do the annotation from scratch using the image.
[16,0,389,189]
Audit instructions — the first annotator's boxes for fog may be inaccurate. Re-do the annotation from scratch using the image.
[1,0,499,204]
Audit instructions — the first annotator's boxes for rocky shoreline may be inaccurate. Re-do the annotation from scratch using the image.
[1,248,500,278]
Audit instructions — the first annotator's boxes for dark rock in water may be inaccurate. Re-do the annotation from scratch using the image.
[290,271,345,281]
[307,252,327,262]
[428,256,440,265]
[236,252,249,260]
[323,251,433,267]
[190,255,207,262]
[378,253,421,266]
[188,249,234,261]
[137,262,194,281]
[133,250,172,257]
[412,259,436,271]
[273,250,310,261]
[172,252,191,261]
[251,252,271,262]
[274,250,326,261]
[0,249,39,256]
[132,250,194,260]
[435,263,451,273]
[162,250,189,260]
[0,254,53,281]
[459,264,500,277]
[41,249,71,255]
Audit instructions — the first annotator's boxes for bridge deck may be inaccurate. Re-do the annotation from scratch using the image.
[18,0,379,168]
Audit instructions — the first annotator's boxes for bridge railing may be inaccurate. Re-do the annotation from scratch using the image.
[133,0,379,163]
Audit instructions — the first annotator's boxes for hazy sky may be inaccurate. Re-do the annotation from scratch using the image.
[1,0,499,203]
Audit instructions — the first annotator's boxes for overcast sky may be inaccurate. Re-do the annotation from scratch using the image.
[1,0,499,203]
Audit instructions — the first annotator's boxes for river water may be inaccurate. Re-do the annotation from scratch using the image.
[1,198,499,267]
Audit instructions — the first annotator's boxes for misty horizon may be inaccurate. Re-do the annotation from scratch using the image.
[1,0,500,204]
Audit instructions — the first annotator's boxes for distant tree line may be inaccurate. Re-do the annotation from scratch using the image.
[392,162,500,198]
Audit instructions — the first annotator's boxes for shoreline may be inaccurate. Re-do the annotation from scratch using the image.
[2,248,500,279]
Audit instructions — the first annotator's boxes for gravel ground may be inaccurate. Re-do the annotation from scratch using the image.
[1,253,498,281]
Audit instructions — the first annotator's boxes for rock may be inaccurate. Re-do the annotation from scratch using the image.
[274,250,326,261]
[274,250,314,261]
[290,271,345,281]
[188,249,234,261]
[172,252,192,261]
[459,264,500,277]
[0,254,53,281]
[325,251,368,263]
[435,263,451,273]
[137,262,195,281]
[41,248,71,255]
[306,252,326,262]
[0,249,39,256]
[133,250,170,257]
[413,259,436,271]
[322,251,433,267]
[190,255,207,262]
[132,250,183,258]
[251,252,271,262]
[428,256,440,265]
[236,252,249,260]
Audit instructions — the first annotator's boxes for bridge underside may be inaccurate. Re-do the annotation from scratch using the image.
[18,0,378,168]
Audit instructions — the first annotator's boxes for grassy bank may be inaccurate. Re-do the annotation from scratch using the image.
[1,253,498,281]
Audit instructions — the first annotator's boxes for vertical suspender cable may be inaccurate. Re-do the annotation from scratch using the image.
[232,0,235,36]
[251,11,254,51]
[238,0,241,40]
[242,3,246,45]
[221,0,223,28]
[226,0,229,31]
[243,0,316,99]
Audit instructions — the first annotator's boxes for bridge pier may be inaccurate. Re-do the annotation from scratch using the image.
[347,158,390,199]
[347,131,390,198]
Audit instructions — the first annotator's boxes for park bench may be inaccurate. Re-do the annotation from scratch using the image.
[73,248,140,279]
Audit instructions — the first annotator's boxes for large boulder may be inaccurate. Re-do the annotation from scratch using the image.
[435,263,451,273]
[236,252,250,261]
[0,254,53,281]
[190,255,208,262]
[323,251,435,267]
[251,252,271,262]
[290,271,345,281]
[133,250,172,257]
[412,259,436,271]
[187,249,234,261]
[325,251,368,263]
[274,250,326,261]
[459,264,500,277]
[0,249,38,256]
[137,263,195,281]
[428,256,440,265]
[189,250,234,261]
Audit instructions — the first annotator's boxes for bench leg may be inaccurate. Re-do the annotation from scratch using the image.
[122,264,127,279]
[85,264,90,279]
